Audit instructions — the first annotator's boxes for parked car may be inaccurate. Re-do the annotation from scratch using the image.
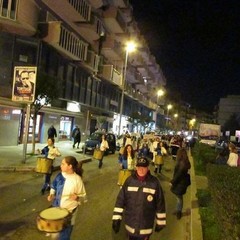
[82,132,116,154]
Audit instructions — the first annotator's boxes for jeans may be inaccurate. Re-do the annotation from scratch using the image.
[59,225,73,240]
[176,194,183,212]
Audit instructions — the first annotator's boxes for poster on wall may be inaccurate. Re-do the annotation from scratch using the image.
[12,66,37,103]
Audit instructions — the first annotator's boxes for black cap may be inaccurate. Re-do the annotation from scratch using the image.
[136,157,149,167]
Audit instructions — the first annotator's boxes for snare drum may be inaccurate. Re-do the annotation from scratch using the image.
[117,169,132,186]
[155,155,164,165]
[36,207,70,233]
[35,157,53,174]
[93,149,104,160]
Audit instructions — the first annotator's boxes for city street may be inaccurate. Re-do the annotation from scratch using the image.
[0,153,191,240]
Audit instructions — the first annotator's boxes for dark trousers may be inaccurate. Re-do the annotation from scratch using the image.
[42,166,53,191]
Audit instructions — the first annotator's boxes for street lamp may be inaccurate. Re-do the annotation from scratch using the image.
[118,41,136,136]
[166,104,173,126]
[157,89,164,105]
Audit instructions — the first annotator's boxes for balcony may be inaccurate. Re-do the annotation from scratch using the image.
[98,65,122,86]
[101,35,122,61]
[36,0,91,23]
[74,15,105,41]
[81,50,100,73]
[39,22,88,61]
[102,6,127,34]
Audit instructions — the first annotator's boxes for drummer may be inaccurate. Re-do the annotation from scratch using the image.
[38,138,61,195]
[47,156,87,240]
[117,144,135,186]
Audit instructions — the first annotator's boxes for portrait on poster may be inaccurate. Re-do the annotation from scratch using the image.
[12,66,37,103]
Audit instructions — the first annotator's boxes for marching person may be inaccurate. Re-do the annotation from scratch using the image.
[117,144,135,186]
[47,156,87,240]
[98,134,109,169]
[154,141,167,174]
[112,157,166,240]
[170,147,191,220]
[38,138,61,195]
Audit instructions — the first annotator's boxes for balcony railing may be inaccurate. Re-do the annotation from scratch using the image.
[98,64,122,86]
[40,22,88,61]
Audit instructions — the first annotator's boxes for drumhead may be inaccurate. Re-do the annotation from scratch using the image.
[40,207,69,220]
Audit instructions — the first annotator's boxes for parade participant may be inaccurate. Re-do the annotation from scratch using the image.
[154,141,167,174]
[98,134,109,169]
[170,147,191,220]
[47,156,87,240]
[117,144,135,186]
[39,138,61,195]
[112,157,166,240]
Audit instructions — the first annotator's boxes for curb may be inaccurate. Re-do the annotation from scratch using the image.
[189,153,203,240]
[0,157,92,172]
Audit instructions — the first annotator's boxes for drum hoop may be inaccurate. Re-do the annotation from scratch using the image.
[39,207,69,220]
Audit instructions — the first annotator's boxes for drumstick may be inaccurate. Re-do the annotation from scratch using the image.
[61,193,86,198]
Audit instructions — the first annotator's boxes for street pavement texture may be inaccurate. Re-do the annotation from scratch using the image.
[0,141,204,240]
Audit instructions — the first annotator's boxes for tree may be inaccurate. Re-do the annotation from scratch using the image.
[30,71,60,154]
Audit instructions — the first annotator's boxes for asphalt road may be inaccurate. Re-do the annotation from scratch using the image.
[0,153,191,240]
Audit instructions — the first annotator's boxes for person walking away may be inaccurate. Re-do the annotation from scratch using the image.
[39,138,61,195]
[48,125,57,139]
[117,144,135,186]
[72,126,81,149]
[154,141,167,174]
[112,157,166,239]
[47,156,87,240]
[98,134,109,169]
[170,147,191,219]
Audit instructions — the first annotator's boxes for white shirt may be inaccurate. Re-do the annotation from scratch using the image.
[47,146,61,159]
[100,139,109,151]
[60,172,87,211]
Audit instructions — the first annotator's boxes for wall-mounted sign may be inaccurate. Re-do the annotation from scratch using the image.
[12,66,37,103]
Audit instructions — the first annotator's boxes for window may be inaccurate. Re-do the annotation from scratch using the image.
[0,0,18,19]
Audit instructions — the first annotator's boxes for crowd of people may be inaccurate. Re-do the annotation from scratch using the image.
[36,125,239,240]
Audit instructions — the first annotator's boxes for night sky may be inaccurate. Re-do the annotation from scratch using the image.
[130,0,240,112]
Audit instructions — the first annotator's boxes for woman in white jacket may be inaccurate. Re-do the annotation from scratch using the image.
[227,143,238,167]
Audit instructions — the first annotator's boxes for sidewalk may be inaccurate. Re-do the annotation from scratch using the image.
[0,141,92,172]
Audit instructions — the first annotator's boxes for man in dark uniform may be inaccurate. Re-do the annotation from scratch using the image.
[112,157,166,240]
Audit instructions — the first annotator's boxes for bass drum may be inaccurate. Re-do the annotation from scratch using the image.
[35,157,53,174]
[36,207,70,233]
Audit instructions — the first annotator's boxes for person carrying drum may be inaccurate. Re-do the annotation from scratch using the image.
[47,156,87,240]
[117,144,135,186]
[38,138,61,195]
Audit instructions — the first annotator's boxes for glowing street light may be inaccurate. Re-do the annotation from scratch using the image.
[118,41,136,136]
[166,104,173,126]
[157,89,164,105]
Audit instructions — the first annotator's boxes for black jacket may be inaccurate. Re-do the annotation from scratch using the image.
[170,163,190,195]
[112,171,166,237]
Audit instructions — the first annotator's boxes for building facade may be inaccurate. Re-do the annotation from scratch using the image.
[0,0,166,146]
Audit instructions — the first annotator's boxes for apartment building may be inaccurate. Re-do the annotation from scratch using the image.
[0,0,166,146]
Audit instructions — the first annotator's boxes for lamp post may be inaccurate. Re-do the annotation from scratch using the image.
[166,104,173,126]
[118,41,136,136]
